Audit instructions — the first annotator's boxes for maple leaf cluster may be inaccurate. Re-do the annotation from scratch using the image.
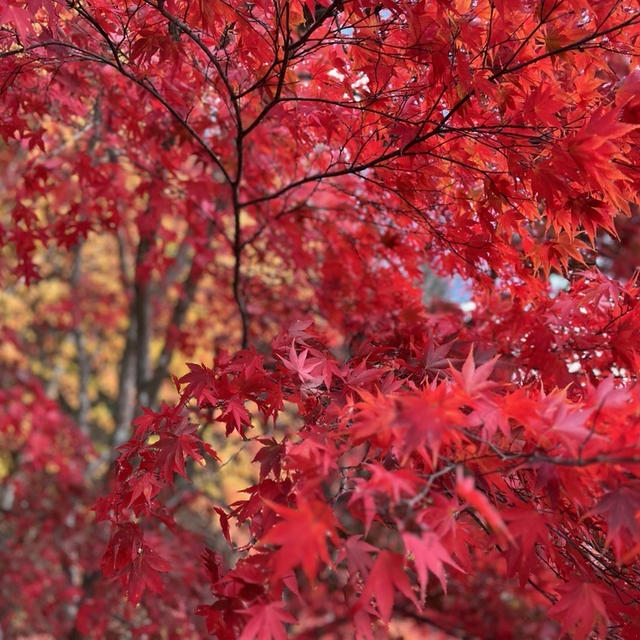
[0,371,213,637]
[105,322,640,638]
[1,0,640,638]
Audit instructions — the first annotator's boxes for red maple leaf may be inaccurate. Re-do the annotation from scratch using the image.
[450,347,499,398]
[178,363,217,405]
[456,468,513,542]
[590,485,640,559]
[403,531,463,600]
[357,550,420,623]
[238,602,296,640]
[277,344,322,385]
[154,420,217,483]
[124,546,171,606]
[549,579,609,640]
[261,496,340,582]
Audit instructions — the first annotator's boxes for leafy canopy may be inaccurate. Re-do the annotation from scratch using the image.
[1,0,640,638]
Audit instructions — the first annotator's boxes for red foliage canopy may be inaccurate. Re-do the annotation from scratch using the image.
[2,0,640,638]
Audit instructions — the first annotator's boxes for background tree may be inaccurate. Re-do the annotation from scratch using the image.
[1,0,640,637]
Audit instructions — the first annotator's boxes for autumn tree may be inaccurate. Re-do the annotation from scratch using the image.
[2,0,640,637]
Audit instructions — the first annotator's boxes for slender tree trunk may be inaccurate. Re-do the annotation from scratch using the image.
[71,243,90,436]
[135,236,152,408]
[112,234,152,446]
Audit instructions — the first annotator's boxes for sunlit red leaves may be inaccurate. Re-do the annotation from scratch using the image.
[589,485,640,561]
[122,546,171,606]
[101,524,171,605]
[277,344,322,386]
[348,384,466,462]
[237,602,296,640]
[153,420,214,483]
[3,0,640,637]
[177,355,280,436]
[127,407,219,487]
[402,531,463,600]
[125,471,162,509]
[0,4,33,42]
[101,523,143,578]
[501,386,604,458]
[340,535,376,579]
[450,348,499,398]
[261,496,340,582]
[549,580,609,640]
[177,363,218,405]
[503,506,550,586]
[101,318,640,636]
[455,469,513,542]
[252,438,284,480]
[565,108,638,213]
[357,551,420,624]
